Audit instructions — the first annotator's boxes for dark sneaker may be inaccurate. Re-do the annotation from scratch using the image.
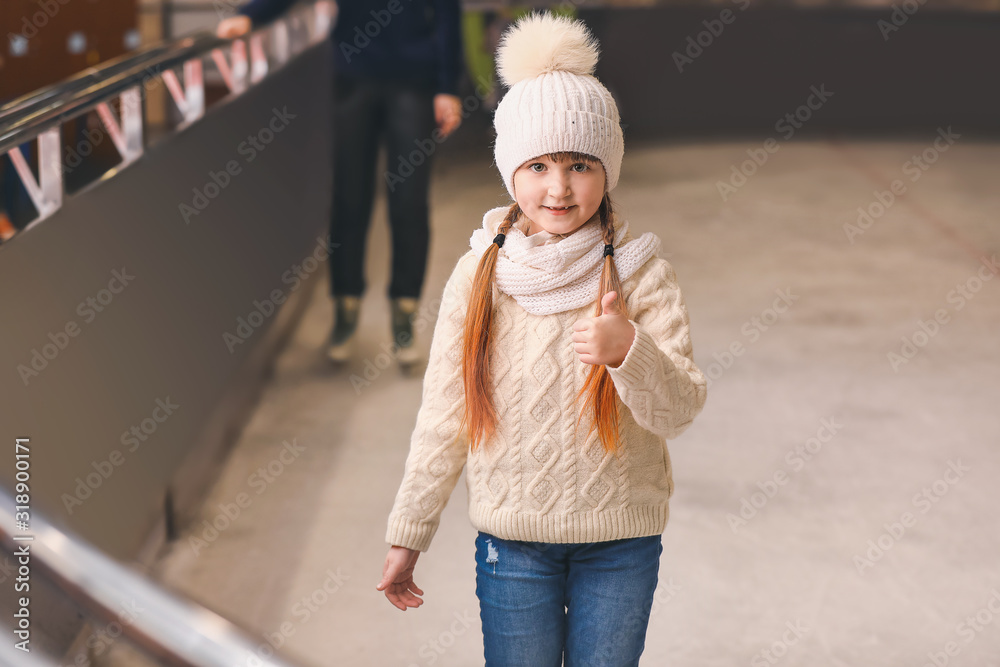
[327,295,361,362]
[390,297,422,366]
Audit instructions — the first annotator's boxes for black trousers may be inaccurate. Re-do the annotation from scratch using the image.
[329,71,436,301]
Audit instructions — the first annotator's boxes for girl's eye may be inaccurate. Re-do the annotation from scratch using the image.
[528,162,588,173]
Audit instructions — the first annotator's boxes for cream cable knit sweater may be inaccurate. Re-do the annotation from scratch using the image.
[385,222,708,552]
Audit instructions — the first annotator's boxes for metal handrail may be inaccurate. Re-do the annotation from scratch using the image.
[0,5,329,663]
[0,0,333,232]
[0,34,224,155]
[0,485,314,667]
[0,42,173,124]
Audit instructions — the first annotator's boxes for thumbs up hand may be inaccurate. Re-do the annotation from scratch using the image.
[571,291,635,368]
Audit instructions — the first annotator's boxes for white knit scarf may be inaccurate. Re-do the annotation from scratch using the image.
[469,205,661,315]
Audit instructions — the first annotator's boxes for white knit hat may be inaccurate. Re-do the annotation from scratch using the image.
[493,12,625,201]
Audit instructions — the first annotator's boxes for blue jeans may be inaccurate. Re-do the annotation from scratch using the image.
[475,530,663,667]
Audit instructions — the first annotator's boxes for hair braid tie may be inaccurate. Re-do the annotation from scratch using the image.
[603,243,614,257]
[494,233,506,248]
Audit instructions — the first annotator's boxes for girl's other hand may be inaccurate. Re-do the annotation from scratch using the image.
[572,291,635,368]
[376,545,424,610]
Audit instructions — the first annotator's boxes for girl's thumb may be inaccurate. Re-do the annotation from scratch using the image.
[601,291,619,316]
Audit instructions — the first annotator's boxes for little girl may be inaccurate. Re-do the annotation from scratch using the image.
[376,11,708,666]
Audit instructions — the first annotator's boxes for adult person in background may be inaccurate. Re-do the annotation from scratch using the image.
[217,0,464,370]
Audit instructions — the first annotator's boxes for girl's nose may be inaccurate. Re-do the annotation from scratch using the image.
[548,173,571,197]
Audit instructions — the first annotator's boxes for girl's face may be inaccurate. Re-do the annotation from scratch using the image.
[512,153,606,236]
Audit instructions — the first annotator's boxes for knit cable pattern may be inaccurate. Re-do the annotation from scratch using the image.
[385,248,707,551]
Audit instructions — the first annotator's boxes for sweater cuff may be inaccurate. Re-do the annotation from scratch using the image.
[607,320,661,386]
[386,515,436,552]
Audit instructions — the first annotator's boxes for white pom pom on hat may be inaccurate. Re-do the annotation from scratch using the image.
[492,11,624,201]
[495,12,599,87]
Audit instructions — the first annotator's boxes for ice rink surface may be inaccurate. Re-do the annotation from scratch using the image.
[145,136,1000,667]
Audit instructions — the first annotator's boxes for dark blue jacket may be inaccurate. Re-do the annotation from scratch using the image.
[237,0,464,95]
